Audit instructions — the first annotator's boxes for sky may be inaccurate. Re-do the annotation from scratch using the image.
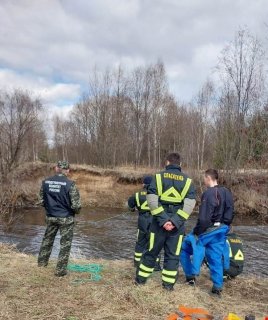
[0,0,267,116]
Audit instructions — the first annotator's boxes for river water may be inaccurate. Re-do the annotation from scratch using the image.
[0,208,267,276]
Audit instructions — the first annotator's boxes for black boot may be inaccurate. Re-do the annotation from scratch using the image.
[55,270,67,277]
[134,277,146,286]
[211,287,222,297]
[162,284,174,291]
[185,277,196,286]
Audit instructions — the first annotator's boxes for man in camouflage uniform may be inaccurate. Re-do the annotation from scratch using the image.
[38,161,81,277]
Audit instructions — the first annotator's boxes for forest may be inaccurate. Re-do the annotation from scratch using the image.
[0,28,267,180]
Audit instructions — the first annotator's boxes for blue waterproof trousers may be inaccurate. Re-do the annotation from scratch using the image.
[180,225,229,289]
[180,233,205,277]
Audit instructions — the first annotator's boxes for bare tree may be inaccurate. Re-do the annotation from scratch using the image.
[216,28,265,168]
[194,80,215,170]
[0,90,44,177]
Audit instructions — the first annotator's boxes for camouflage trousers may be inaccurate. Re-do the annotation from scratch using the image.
[38,216,74,274]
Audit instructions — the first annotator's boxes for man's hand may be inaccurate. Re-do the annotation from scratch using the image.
[163,221,175,231]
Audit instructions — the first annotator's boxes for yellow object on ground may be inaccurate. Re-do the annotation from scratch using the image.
[227,313,242,320]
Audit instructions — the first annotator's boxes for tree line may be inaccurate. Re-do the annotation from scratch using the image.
[0,28,267,179]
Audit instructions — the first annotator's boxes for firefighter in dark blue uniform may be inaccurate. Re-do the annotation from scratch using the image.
[128,176,154,266]
[180,169,234,296]
[135,153,196,290]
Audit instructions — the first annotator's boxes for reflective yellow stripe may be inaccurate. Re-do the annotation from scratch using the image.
[135,252,143,257]
[162,276,176,284]
[234,249,244,261]
[140,264,154,273]
[151,206,164,215]
[158,178,192,204]
[227,240,232,257]
[156,174,163,195]
[175,235,183,255]
[138,271,151,278]
[134,257,141,261]
[177,209,190,220]
[162,269,177,276]
[135,192,140,207]
[149,233,155,251]
[141,200,150,211]
[180,178,192,200]
[160,187,182,203]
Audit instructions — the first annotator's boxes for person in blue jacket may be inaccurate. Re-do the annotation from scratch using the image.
[180,169,234,296]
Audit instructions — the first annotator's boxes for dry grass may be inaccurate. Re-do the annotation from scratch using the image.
[0,244,267,320]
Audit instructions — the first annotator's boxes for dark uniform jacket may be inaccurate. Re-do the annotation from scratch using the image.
[128,190,152,233]
[225,233,244,277]
[40,174,81,218]
[148,164,196,232]
[128,190,150,214]
[194,186,234,236]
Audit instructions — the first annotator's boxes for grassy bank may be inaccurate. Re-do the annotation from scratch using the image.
[1,162,268,220]
[0,244,267,320]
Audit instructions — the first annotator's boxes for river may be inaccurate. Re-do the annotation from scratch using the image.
[0,208,267,276]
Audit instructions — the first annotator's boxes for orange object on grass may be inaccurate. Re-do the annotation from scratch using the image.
[167,305,212,320]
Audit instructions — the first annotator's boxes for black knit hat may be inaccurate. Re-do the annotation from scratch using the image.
[143,175,152,185]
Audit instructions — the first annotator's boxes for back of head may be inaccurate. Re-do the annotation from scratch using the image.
[143,175,152,187]
[203,169,219,188]
[56,160,70,174]
[204,169,218,181]
[166,153,181,166]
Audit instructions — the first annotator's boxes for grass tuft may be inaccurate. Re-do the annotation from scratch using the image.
[0,244,267,320]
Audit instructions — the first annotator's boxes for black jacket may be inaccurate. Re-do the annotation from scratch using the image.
[128,189,150,214]
[148,164,196,230]
[194,186,234,235]
[42,174,74,218]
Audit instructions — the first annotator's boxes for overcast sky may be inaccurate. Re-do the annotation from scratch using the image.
[0,0,267,115]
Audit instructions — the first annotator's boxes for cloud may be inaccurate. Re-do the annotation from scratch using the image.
[0,0,267,104]
[0,68,81,105]
[45,104,74,119]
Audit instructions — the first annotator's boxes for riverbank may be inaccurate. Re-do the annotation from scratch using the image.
[0,244,267,320]
[1,162,268,219]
